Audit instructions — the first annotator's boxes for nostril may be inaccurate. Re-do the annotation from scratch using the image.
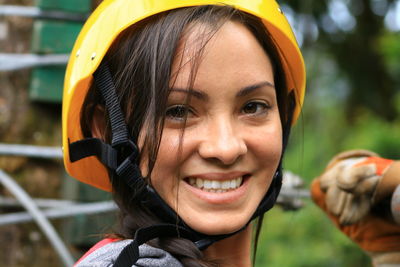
[196,121,247,165]
[198,141,247,165]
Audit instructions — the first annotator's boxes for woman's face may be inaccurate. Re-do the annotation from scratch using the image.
[148,21,282,235]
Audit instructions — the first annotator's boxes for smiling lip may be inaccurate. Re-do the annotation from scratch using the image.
[183,172,250,204]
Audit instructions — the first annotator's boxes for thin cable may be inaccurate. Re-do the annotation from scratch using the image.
[0,143,62,159]
[0,5,88,22]
[0,201,116,226]
[0,170,75,267]
[0,53,70,71]
[0,196,74,208]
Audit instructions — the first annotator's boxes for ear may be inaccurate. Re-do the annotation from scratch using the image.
[91,105,107,139]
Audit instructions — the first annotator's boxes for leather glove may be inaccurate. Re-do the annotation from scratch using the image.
[317,150,394,225]
[311,150,400,266]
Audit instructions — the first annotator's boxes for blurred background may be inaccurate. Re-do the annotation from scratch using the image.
[0,0,399,266]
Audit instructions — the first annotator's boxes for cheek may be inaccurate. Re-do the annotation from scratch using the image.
[146,131,183,203]
[157,132,182,161]
[260,133,282,162]
[249,124,283,170]
[140,130,180,175]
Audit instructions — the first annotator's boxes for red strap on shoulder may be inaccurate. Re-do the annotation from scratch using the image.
[74,238,120,266]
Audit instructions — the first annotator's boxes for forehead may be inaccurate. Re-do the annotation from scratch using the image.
[171,20,274,91]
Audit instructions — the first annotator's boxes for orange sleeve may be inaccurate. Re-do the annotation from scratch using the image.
[311,178,400,252]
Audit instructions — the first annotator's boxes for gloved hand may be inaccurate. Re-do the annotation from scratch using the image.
[311,150,400,266]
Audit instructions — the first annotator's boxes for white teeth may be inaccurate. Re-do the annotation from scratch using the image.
[222,180,230,189]
[187,176,244,192]
[196,178,203,188]
[211,180,220,189]
[203,180,212,189]
[237,177,242,187]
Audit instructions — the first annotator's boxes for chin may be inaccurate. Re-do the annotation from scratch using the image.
[186,217,249,236]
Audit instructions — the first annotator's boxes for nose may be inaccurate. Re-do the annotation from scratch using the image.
[198,117,247,165]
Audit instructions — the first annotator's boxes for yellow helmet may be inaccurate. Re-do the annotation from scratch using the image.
[62,0,306,191]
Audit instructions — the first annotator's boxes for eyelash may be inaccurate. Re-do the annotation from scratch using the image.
[241,101,271,116]
[165,105,193,121]
[165,101,271,122]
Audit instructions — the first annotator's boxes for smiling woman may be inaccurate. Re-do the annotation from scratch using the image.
[154,21,283,236]
[62,1,305,266]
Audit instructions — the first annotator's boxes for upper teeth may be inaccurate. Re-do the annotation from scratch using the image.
[188,177,243,192]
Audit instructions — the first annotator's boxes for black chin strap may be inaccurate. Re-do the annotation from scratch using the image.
[113,224,197,266]
[70,63,145,191]
[69,61,295,266]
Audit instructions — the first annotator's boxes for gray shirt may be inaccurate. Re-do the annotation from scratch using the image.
[75,239,183,267]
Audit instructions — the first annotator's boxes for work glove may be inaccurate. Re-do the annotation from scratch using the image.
[311,150,400,266]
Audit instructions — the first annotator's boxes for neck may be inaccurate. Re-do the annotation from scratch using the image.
[203,225,253,267]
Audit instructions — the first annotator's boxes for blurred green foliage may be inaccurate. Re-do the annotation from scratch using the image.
[282,0,399,121]
[380,32,400,85]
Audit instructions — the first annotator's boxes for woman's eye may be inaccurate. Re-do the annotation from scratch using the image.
[242,101,270,115]
[165,105,191,120]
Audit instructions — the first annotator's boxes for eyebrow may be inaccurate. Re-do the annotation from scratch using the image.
[236,81,275,97]
[169,81,275,100]
[169,88,208,100]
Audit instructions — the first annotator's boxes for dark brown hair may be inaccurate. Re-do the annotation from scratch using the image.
[81,5,289,266]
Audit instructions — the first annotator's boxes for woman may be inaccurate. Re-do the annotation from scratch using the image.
[62,0,305,266]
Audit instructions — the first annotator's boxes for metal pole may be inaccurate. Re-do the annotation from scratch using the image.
[0,170,75,267]
[0,53,69,71]
[0,201,116,226]
[279,188,310,199]
[0,196,74,209]
[0,5,88,22]
[0,143,63,159]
